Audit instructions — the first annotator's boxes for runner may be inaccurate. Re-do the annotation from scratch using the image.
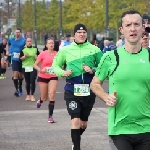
[52,23,103,150]
[20,38,39,101]
[90,10,150,150]
[6,28,26,97]
[34,38,58,123]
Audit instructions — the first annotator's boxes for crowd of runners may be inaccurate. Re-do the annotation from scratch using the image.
[1,9,150,150]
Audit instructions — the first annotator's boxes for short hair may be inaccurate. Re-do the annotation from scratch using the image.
[16,28,22,32]
[108,37,113,41]
[142,31,149,38]
[46,37,54,44]
[121,9,142,25]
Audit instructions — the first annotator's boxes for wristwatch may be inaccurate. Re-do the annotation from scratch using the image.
[92,68,96,73]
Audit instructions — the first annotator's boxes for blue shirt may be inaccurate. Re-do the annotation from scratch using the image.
[9,37,26,61]
[103,43,117,53]
[64,40,71,46]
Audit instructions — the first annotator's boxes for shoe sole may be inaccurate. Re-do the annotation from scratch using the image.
[36,104,41,108]
[25,99,31,101]
[14,93,19,97]
[31,99,35,102]
[48,121,55,123]
[72,145,74,150]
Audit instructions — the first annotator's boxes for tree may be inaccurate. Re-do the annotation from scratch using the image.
[21,0,34,31]
[47,0,59,33]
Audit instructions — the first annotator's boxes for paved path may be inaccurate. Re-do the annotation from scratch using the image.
[0,68,110,150]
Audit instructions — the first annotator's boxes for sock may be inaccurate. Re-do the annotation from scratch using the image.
[18,78,23,92]
[71,129,81,150]
[48,101,55,117]
[13,79,18,91]
[80,127,86,135]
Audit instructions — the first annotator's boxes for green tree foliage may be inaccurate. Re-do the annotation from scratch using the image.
[109,0,149,28]
[19,0,150,35]
[21,0,33,31]
[47,0,59,33]
[63,0,105,31]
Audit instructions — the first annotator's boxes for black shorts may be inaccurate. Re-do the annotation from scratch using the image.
[109,133,150,150]
[37,76,58,83]
[64,90,96,121]
[12,60,22,72]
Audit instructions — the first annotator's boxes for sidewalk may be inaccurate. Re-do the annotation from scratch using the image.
[0,108,110,150]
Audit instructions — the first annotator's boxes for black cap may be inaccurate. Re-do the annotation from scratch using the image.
[74,23,87,34]
[142,14,150,22]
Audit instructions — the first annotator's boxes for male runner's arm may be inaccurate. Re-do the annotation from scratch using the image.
[6,44,9,56]
[52,48,72,77]
[90,76,117,106]
[90,52,117,107]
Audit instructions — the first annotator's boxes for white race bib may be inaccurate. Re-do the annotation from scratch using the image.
[25,66,33,72]
[45,67,54,74]
[74,84,90,96]
[13,52,20,58]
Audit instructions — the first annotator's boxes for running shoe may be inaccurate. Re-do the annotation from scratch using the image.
[18,90,23,96]
[0,74,5,79]
[25,95,31,101]
[36,100,41,108]
[14,90,19,97]
[31,95,35,102]
[48,116,55,123]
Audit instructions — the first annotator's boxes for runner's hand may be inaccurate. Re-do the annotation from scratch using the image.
[24,53,29,57]
[41,68,46,73]
[6,52,9,56]
[106,91,117,107]
[63,70,72,77]
[83,64,93,74]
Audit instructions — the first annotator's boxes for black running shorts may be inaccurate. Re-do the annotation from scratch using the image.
[37,76,58,83]
[64,90,96,121]
[109,133,150,150]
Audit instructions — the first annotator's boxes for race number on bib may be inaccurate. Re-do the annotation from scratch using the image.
[25,66,33,72]
[13,52,20,58]
[45,67,54,74]
[74,84,90,96]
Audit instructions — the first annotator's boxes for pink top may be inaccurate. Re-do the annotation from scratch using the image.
[37,50,57,79]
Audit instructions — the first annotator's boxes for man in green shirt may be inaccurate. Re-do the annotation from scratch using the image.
[90,10,150,150]
[52,23,103,150]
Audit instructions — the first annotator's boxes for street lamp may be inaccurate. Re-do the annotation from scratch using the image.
[34,0,37,47]
[0,3,2,34]
[18,0,21,28]
[59,0,62,38]
[8,0,12,29]
[106,0,109,37]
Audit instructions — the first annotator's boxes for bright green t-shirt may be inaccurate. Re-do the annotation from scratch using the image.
[21,46,38,68]
[95,46,150,135]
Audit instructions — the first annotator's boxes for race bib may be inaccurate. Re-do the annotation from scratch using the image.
[45,67,54,74]
[25,66,33,72]
[13,52,20,58]
[74,84,90,96]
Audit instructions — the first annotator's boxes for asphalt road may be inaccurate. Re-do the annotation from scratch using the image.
[0,66,110,150]
[0,69,108,112]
